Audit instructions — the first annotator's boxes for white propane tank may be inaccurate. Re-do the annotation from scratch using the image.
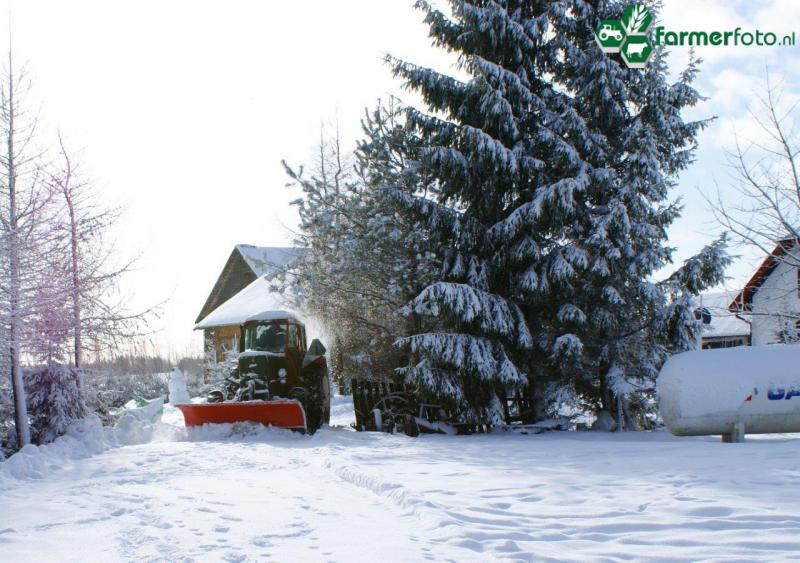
[658,344,800,440]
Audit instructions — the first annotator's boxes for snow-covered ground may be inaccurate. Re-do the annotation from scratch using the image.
[2,395,800,562]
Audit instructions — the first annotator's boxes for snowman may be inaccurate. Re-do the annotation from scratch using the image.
[168,367,191,405]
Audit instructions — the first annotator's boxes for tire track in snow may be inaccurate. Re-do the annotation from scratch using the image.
[317,442,501,562]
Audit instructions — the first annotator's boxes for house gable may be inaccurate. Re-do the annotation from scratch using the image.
[727,239,800,346]
[195,248,258,324]
[729,239,796,311]
[195,245,302,325]
[749,254,800,345]
[235,245,299,277]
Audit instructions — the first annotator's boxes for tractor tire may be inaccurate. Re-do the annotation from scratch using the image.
[401,414,420,437]
[295,366,327,434]
[206,390,225,403]
[321,371,331,425]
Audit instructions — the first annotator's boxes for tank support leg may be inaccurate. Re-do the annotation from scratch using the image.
[721,422,746,443]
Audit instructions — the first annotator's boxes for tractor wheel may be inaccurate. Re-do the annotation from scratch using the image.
[206,390,225,403]
[321,371,331,425]
[296,366,327,434]
[400,414,419,437]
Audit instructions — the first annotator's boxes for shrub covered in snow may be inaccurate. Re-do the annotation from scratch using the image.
[81,369,168,414]
[0,376,14,457]
[201,342,238,396]
[25,364,87,445]
[69,355,204,425]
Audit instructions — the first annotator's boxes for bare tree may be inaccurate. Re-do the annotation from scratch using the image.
[708,71,800,338]
[0,49,160,450]
[45,138,158,368]
[710,72,800,260]
[0,52,53,447]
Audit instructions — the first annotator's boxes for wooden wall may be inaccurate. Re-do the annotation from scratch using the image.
[208,325,240,363]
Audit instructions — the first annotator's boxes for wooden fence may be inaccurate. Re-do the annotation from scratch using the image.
[351,378,537,432]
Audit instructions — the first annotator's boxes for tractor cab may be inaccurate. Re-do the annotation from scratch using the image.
[237,312,307,399]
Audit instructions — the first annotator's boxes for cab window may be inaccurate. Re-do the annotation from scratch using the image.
[288,324,299,349]
[244,323,286,353]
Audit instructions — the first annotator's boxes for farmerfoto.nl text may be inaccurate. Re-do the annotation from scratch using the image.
[655,27,796,47]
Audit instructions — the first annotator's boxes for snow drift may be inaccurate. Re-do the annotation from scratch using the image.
[0,404,302,485]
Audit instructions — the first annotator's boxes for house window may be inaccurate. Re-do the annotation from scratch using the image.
[693,307,712,325]
[702,337,748,350]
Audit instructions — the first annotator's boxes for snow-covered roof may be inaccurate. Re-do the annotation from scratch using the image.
[245,310,303,325]
[194,276,301,329]
[234,245,301,278]
[196,244,304,325]
[696,291,750,338]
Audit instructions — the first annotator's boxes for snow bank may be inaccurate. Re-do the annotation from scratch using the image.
[0,403,308,486]
[182,421,307,443]
[0,416,107,483]
[1,406,164,484]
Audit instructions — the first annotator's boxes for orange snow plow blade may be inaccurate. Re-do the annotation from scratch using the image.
[176,399,307,432]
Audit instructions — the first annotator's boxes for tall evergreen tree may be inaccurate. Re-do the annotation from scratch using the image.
[389,0,728,426]
[283,101,439,390]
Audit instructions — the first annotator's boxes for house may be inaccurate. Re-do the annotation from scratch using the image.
[729,239,800,346]
[195,245,302,362]
[695,291,751,349]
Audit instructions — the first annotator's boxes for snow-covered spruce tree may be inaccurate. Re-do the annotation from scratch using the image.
[282,125,371,390]
[204,339,238,389]
[282,102,439,390]
[25,364,86,445]
[388,1,728,427]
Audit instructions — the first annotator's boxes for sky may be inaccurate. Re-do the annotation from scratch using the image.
[0,0,797,357]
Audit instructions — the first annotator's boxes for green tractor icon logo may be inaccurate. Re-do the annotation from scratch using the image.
[596,20,626,52]
[594,4,654,68]
[599,23,624,42]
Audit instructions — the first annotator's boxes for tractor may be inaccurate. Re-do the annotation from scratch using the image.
[598,24,623,42]
[177,311,330,434]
